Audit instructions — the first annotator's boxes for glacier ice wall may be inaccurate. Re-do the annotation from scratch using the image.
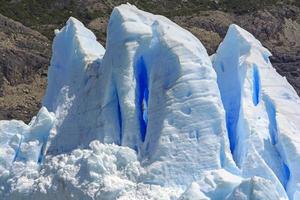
[0,3,300,200]
[0,107,54,168]
[0,107,55,196]
[105,4,238,186]
[43,17,106,154]
[212,24,300,199]
[43,4,237,187]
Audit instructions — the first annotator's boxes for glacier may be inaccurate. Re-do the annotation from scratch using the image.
[0,3,300,200]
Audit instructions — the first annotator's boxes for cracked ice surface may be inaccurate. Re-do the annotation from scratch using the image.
[0,3,300,200]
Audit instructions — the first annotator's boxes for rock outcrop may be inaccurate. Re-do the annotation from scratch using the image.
[0,14,50,122]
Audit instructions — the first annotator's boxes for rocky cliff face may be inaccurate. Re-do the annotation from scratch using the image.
[0,1,299,122]
[0,14,50,122]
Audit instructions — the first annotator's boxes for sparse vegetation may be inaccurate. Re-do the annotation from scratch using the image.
[0,0,298,39]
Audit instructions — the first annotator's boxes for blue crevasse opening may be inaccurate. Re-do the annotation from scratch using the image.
[135,56,148,142]
[264,95,290,189]
[13,135,23,162]
[38,144,44,164]
[226,117,236,155]
[283,163,291,189]
[225,100,240,157]
[214,59,241,164]
[264,95,278,145]
[116,93,123,145]
[252,64,261,106]
[38,134,50,164]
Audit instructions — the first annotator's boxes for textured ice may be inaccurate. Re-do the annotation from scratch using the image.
[0,107,54,197]
[0,3,300,200]
[0,107,54,167]
[43,17,105,154]
[43,3,237,187]
[179,182,209,200]
[212,24,300,199]
[197,169,243,199]
[226,176,283,200]
[1,141,181,200]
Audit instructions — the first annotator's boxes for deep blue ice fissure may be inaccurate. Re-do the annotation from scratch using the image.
[38,145,44,164]
[116,93,123,145]
[284,163,291,189]
[216,60,241,163]
[226,113,238,158]
[135,56,148,142]
[38,135,49,163]
[252,64,261,106]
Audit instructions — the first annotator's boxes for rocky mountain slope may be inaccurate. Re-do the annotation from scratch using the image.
[0,14,50,122]
[0,0,299,122]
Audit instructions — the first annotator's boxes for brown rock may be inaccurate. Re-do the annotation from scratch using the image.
[0,14,50,123]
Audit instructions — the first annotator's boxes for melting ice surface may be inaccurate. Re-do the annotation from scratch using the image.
[0,3,300,200]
